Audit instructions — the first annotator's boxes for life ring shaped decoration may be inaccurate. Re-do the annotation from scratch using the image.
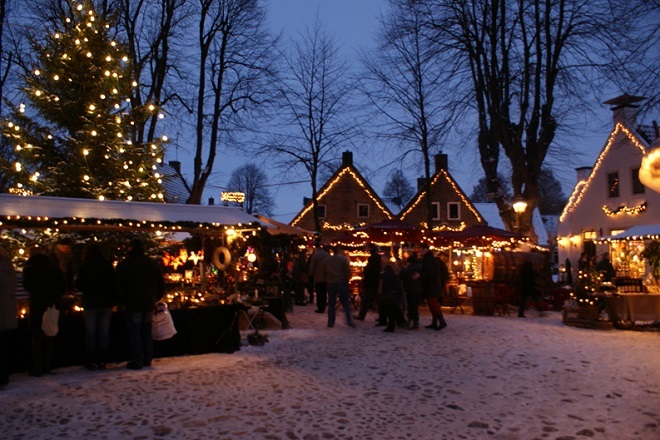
[212,246,232,271]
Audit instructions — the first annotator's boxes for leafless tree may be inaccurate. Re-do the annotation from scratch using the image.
[383,169,414,211]
[360,0,454,227]
[263,19,356,232]
[425,0,658,239]
[0,0,14,192]
[226,163,274,215]
[115,0,188,145]
[186,0,277,204]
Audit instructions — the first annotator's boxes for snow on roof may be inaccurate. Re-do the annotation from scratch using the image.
[604,224,660,240]
[473,203,549,246]
[0,194,272,231]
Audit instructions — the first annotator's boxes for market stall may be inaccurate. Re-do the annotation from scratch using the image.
[578,224,660,328]
[0,193,278,369]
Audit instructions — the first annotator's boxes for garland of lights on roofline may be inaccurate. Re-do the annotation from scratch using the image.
[4,0,167,202]
[559,123,647,222]
[0,215,263,234]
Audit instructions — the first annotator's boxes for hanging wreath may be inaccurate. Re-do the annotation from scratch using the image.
[212,246,232,271]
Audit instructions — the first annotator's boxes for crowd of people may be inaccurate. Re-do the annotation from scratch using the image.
[0,238,164,388]
[289,242,451,333]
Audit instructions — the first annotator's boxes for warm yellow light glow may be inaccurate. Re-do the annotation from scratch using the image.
[512,197,527,214]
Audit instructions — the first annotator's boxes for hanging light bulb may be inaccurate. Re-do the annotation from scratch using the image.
[34,69,41,75]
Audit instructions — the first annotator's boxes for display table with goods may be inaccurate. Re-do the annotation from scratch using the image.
[605,293,660,328]
[8,304,241,374]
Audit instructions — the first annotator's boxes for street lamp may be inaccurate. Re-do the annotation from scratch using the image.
[512,196,527,232]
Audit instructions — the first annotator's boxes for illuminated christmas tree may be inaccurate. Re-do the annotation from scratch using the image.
[2,0,165,201]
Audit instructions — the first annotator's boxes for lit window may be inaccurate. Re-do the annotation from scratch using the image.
[607,172,619,198]
[357,204,369,218]
[583,231,597,240]
[447,202,461,220]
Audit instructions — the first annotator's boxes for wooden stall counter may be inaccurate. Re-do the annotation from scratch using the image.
[8,304,241,374]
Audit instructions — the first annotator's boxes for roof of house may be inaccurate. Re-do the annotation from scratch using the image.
[156,162,191,204]
[290,155,393,227]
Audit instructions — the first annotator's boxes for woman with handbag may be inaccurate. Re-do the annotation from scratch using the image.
[23,245,65,377]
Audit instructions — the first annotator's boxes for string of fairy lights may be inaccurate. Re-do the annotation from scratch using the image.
[4,1,166,202]
[559,123,648,223]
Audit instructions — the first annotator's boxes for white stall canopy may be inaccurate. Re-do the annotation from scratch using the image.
[0,194,273,233]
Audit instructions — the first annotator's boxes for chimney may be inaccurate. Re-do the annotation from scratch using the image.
[342,151,353,167]
[208,197,214,206]
[575,166,592,183]
[417,177,428,191]
[603,95,645,128]
[435,153,448,172]
[169,160,182,174]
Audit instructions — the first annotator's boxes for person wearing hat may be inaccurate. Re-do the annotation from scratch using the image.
[116,239,164,370]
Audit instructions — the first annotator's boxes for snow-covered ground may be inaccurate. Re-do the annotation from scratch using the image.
[1,304,659,440]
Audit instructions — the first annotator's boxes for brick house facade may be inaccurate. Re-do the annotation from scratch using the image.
[290,152,393,240]
[399,154,484,230]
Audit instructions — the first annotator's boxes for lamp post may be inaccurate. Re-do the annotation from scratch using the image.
[512,196,527,232]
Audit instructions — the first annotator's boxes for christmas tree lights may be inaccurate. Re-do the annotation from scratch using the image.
[1,0,165,201]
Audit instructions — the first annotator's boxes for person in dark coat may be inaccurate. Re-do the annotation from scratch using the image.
[355,244,382,322]
[291,251,309,306]
[75,243,116,370]
[308,244,330,313]
[323,245,355,328]
[595,254,615,282]
[379,261,405,332]
[23,245,65,377]
[518,260,536,317]
[0,247,18,386]
[420,245,447,330]
[400,253,422,329]
[116,239,164,370]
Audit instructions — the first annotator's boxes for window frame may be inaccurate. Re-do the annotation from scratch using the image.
[631,167,645,195]
[447,202,461,220]
[357,204,369,219]
[431,202,440,220]
[607,172,620,198]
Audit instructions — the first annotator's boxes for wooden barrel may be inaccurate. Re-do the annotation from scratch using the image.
[471,282,495,315]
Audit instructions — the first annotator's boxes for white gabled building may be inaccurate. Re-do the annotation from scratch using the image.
[557,95,660,281]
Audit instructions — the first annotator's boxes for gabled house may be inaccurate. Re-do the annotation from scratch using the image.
[557,95,660,278]
[399,153,484,230]
[290,151,394,239]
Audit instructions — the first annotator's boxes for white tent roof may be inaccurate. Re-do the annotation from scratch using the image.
[0,194,272,232]
[603,224,660,240]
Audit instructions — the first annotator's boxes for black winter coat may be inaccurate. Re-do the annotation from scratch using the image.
[23,254,65,330]
[421,251,441,299]
[116,251,164,312]
[75,256,116,309]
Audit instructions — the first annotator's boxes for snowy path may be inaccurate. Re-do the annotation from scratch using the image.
[1,306,659,439]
